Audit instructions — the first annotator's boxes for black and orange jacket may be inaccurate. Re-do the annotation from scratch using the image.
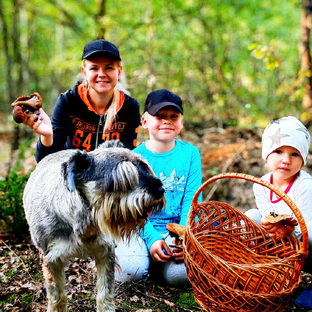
[35,83,140,162]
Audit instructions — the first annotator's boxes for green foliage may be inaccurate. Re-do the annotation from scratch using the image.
[249,40,282,70]
[34,272,43,281]
[21,293,33,305]
[175,291,197,309]
[0,140,33,236]
[3,293,17,304]
[0,0,305,124]
[4,269,19,277]
[207,167,219,175]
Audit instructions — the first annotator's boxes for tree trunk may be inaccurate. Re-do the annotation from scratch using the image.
[301,0,312,109]
[96,0,106,38]
[0,0,21,151]
[0,0,13,104]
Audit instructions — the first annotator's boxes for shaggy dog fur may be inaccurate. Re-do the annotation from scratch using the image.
[23,141,165,312]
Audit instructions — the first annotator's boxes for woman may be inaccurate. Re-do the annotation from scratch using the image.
[22,39,140,162]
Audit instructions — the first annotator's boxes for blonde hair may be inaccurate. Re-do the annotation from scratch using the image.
[82,59,121,133]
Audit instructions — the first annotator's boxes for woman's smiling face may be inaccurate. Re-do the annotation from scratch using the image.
[82,56,121,95]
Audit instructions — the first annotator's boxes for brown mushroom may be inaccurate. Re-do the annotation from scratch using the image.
[11,92,42,110]
[266,212,298,226]
[12,106,28,124]
[166,223,186,240]
[11,92,42,124]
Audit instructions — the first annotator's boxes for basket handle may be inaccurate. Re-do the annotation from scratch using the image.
[191,172,309,256]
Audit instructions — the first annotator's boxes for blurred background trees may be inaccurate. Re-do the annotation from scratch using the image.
[0,0,310,130]
[1,0,312,238]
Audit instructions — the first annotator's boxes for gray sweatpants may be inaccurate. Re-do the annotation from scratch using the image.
[115,232,190,286]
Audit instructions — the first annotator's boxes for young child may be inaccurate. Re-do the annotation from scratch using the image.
[115,89,202,286]
[245,116,312,255]
[21,39,140,162]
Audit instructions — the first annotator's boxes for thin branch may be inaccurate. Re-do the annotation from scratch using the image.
[132,288,201,312]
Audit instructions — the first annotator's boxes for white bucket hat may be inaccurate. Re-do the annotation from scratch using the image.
[262,116,311,165]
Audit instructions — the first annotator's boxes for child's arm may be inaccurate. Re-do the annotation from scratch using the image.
[253,180,273,217]
[179,147,202,226]
[253,180,291,237]
[169,146,201,263]
[118,97,140,149]
[254,174,312,239]
[254,182,296,237]
[291,177,312,237]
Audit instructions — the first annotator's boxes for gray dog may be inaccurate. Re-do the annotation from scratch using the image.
[23,141,165,312]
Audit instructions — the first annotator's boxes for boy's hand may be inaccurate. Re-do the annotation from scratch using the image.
[171,237,184,262]
[150,239,171,263]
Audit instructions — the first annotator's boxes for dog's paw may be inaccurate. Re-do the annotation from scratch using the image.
[12,92,42,124]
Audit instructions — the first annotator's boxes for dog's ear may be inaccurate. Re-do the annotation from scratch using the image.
[62,151,91,192]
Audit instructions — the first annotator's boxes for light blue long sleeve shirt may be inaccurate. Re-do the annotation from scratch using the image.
[134,139,203,250]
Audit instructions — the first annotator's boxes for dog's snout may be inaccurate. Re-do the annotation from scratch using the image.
[154,185,165,199]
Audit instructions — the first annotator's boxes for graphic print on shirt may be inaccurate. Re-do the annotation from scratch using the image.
[160,168,186,191]
[71,116,125,150]
[71,117,97,151]
[159,168,186,222]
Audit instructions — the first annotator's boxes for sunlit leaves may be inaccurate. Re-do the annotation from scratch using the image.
[248,40,282,70]
[0,0,304,123]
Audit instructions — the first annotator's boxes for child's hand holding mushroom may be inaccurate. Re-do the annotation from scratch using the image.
[261,212,298,238]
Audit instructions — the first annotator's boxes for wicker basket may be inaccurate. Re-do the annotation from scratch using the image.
[183,173,309,312]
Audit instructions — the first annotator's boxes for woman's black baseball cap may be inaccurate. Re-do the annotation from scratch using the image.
[82,39,121,61]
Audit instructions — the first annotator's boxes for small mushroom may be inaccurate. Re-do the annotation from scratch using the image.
[166,223,186,240]
[11,92,42,124]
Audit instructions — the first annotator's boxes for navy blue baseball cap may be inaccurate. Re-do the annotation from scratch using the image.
[144,89,183,115]
[82,39,121,61]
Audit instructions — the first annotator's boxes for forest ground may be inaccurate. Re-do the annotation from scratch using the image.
[1,123,312,311]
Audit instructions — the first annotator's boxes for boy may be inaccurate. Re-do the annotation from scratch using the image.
[115,89,202,286]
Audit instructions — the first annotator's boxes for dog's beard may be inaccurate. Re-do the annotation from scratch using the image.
[91,188,163,241]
